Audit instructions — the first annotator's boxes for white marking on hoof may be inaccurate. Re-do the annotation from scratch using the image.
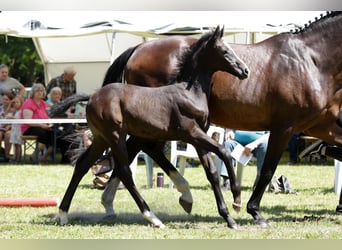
[169,171,193,204]
[143,210,165,228]
[58,209,69,225]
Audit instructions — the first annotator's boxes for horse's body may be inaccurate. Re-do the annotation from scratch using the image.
[57,26,249,228]
[101,12,342,227]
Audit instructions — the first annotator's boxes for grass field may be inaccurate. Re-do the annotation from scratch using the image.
[0,158,342,239]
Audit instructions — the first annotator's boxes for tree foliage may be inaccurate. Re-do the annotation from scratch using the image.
[0,35,44,87]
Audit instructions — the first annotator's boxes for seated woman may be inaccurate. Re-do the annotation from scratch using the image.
[46,86,74,164]
[21,83,54,163]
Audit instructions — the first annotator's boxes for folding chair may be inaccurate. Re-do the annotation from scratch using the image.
[21,135,39,163]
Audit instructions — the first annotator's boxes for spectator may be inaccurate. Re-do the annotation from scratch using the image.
[21,83,53,163]
[46,86,63,107]
[46,66,77,100]
[287,132,305,165]
[46,87,74,164]
[219,129,270,189]
[0,93,16,161]
[0,64,25,103]
[8,96,24,163]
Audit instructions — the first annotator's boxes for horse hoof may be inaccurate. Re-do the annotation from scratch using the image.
[57,210,68,225]
[232,202,241,213]
[179,198,192,214]
[336,205,342,214]
[154,223,166,229]
[227,217,238,229]
[102,214,117,222]
[254,218,269,228]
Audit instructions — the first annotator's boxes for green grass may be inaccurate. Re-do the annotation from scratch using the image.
[0,160,342,239]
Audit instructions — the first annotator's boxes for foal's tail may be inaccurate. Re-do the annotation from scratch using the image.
[48,93,90,118]
[102,44,139,86]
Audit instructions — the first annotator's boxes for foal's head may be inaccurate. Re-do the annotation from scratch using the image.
[177,25,249,82]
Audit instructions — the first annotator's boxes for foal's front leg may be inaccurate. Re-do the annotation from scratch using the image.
[196,148,238,229]
[58,142,105,225]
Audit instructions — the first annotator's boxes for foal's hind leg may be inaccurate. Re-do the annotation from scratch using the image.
[189,128,241,211]
[140,141,193,213]
[110,139,165,228]
[102,137,193,215]
[58,140,106,225]
[196,148,238,229]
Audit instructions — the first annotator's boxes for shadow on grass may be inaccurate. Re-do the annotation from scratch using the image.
[36,206,342,230]
[40,211,222,227]
[235,204,342,226]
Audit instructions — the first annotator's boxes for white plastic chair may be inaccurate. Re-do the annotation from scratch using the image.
[169,125,225,187]
[129,151,154,188]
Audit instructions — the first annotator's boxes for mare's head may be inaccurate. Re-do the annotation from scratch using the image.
[177,25,249,81]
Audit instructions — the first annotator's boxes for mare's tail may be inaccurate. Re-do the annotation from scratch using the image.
[102,44,139,86]
[48,93,90,118]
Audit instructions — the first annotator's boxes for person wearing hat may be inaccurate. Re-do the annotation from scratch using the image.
[46,66,77,100]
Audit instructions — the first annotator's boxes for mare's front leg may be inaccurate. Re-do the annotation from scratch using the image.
[58,141,105,225]
[196,148,238,229]
[246,132,290,227]
[101,136,143,218]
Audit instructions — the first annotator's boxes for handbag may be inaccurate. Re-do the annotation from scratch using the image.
[91,151,114,189]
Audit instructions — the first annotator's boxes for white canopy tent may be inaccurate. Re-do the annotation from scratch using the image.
[0,11,324,94]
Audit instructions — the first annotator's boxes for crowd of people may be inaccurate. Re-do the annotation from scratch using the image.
[0,64,78,164]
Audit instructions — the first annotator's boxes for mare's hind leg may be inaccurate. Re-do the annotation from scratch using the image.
[58,139,106,225]
[110,139,165,228]
[338,188,342,214]
[101,176,120,218]
[101,136,149,217]
[196,148,237,229]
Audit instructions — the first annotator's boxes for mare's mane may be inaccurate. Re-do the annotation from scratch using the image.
[291,11,342,34]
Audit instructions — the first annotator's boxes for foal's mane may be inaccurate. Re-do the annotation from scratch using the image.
[291,11,342,34]
[170,30,215,84]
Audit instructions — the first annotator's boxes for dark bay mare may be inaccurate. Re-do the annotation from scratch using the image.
[56,26,249,228]
[100,12,342,227]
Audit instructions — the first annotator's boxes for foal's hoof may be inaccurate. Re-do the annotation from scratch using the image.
[254,218,269,228]
[232,202,242,213]
[227,216,238,229]
[336,205,342,215]
[179,197,192,214]
[154,223,166,229]
[56,210,68,225]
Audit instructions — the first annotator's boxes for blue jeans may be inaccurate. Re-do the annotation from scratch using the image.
[219,139,268,181]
